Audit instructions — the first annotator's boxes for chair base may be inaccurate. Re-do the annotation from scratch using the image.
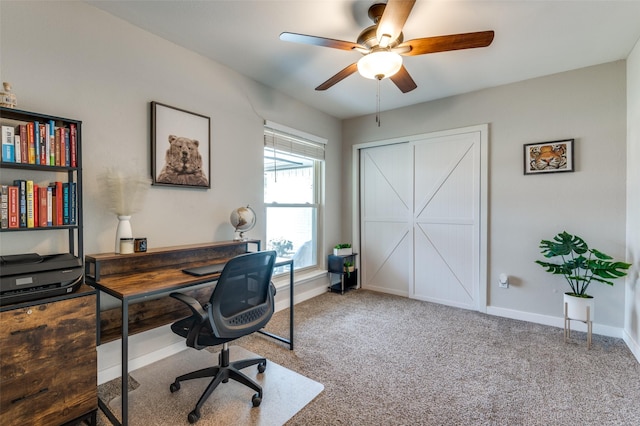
[170,343,267,424]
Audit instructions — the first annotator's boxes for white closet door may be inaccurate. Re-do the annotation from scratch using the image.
[359,129,482,309]
[360,142,412,296]
[412,131,480,309]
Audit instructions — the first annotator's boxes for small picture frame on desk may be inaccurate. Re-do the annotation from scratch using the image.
[151,101,211,189]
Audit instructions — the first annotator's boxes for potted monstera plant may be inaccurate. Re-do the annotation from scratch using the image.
[535,231,631,321]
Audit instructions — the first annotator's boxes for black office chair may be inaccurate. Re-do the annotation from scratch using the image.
[169,250,277,424]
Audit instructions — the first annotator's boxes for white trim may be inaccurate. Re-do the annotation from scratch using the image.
[623,328,640,363]
[264,120,327,145]
[487,305,623,338]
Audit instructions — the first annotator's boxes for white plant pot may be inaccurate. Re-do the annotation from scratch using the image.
[564,293,594,322]
[333,248,352,256]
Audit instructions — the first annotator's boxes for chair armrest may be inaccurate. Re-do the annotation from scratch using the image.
[170,292,207,321]
[270,281,276,297]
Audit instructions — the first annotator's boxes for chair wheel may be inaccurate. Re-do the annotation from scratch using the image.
[257,361,267,373]
[170,382,180,393]
[252,393,262,407]
[188,410,200,423]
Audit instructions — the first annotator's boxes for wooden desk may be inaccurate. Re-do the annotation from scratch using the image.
[84,240,294,426]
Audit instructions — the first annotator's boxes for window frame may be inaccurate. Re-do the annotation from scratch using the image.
[263,122,325,276]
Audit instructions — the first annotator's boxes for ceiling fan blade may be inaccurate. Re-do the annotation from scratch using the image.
[280,32,360,51]
[315,63,359,91]
[390,66,417,93]
[376,0,416,47]
[399,30,495,56]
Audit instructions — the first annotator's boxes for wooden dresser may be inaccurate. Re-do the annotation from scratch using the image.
[0,285,97,426]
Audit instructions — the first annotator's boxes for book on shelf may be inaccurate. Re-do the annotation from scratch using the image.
[49,120,55,166]
[17,124,27,164]
[2,125,15,163]
[46,186,53,226]
[69,181,77,225]
[26,122,35,164]
[70,123,77,167]
[26,180,34,228]
[1,185,7,228]
[8,185,19,228]
[33,121,40,165]
[55,127,61,166]
[39,186,48,227]
[13,179,26,227]
[62,182,69,225]
[14,133,21,163]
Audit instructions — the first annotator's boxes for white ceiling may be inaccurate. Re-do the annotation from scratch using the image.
[87,0,640,119]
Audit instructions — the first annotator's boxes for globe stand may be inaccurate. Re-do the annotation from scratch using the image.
[234,229,249,241]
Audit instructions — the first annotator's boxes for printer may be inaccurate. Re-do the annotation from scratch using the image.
[0,253,83,305]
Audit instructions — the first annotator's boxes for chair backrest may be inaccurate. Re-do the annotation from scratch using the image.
[207,250,277,339]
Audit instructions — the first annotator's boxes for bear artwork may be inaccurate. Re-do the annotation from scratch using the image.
[157,135,209,186]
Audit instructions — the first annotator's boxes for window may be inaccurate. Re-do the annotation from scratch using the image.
[264,122,325,274]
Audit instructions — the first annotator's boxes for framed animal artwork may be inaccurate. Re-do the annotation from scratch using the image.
[523,139,574,175]
[151,101,211,188]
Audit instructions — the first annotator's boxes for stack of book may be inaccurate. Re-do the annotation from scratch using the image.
[0,180,76,229]
[1,121,77,167]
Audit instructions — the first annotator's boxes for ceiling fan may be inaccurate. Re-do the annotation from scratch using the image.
[280,0,495,93]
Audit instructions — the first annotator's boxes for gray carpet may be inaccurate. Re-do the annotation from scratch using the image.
[100,290,640,425]
[239,290,640,425]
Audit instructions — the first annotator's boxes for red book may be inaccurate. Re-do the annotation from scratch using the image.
[54,181,63,226]
[38,186,48,227]
[70,123,77,167]
[60,127,67,167]
[8,185,19,228]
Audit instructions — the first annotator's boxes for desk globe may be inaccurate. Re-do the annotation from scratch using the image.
[230,205,256,240]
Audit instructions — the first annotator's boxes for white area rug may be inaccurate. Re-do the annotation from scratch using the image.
[107,346,323,425]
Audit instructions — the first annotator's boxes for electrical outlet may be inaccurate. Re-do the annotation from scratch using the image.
[499,273,509,288]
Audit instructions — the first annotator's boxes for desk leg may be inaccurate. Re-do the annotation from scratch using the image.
[289,264,294,350]
[121,299,129,426]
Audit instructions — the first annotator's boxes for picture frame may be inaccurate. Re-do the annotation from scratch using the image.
[151,101,211,188]
[523,139,574,175]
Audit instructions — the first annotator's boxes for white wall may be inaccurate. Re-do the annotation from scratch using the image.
[0,1,340,376]
[343,62,628,333]
[625,39,640,361]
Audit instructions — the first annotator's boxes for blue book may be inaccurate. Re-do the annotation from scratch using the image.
[2,125,15,163]
[62,182,70,225]
[33,121,40,165]
[69,182,76,225]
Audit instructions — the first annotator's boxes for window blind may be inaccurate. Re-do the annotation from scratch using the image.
[264,121,326,161]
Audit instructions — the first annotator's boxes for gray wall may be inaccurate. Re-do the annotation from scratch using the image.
[0,1,342,259]
[343,61,628,330]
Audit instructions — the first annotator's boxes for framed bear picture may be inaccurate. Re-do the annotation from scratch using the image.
[151,101,211,188]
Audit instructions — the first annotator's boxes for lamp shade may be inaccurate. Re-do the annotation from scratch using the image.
[357,50,403,80]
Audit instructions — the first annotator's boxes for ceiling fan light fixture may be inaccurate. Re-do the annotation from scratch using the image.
[357,50,403,80]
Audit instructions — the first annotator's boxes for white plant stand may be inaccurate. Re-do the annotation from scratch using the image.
[564,301,592,349]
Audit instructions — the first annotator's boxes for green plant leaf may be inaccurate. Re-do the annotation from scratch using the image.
[539,231,588,257]
[590,248,613,260]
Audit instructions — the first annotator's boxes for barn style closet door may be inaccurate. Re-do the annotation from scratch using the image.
[359,127,484,310]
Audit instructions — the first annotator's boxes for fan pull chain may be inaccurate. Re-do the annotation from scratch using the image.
[376,76,382,127]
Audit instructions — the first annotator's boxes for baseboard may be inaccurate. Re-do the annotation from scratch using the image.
[623,328,640,363]
[486,306,623,338]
